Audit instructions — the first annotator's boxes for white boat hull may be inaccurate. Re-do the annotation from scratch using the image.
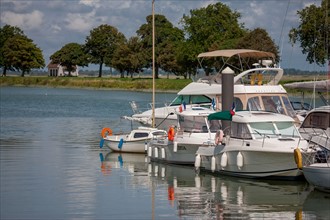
[105,137,148,153]
[149,133,215,165]
[198,145,305,179]
[148,141,200,165]
[303,163,330,192]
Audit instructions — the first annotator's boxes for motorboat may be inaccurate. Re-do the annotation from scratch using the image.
[298,105,330,149]
[147,106,220,165]
[127,49,300,130]
[296,106,330,192]
[195,111,313,179]
[100,127,167,153]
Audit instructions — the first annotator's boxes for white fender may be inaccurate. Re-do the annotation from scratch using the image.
[144,142,148,151]
[148,146,152,157]
[237,152,243,169]
[195,154,201,168]
[211,156,216,172]
[221,153,228,168]
[173,141,178,152]
[161,148,166,159]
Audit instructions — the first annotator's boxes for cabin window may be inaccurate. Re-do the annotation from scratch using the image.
[133,132,149,138]
[231,122,252,139]
[234,97,243,111]
[247,97,262,111]
[302,112,330,130]
[275,122,299,138]
[282,96,296,118]
[170,95,211,106]
[178,115,208,133]
[262,96,284,114]
[250,122,276,138]
[208,120,222,132]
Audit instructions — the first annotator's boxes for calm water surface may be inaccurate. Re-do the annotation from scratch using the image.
[0,87,329,220]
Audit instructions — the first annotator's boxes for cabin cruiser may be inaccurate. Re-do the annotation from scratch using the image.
[127,49,300,130]
[195,111,313,179]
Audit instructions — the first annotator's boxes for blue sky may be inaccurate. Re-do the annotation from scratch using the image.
[0,0,326,72]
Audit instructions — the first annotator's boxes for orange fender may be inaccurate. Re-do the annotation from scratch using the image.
[168,127,175,141]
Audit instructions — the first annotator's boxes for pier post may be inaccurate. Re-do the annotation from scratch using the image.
[221,67,234,134]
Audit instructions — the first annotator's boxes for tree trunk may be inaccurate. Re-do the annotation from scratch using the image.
[2,66,7,76]
[21,70,25,77]
[98,62,103,77]
[155,64,159,79]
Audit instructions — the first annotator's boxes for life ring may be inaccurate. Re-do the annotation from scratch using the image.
[294,148,303,169]
[215,130,224,145]
[101,127,112,138]
[168,126,175,141]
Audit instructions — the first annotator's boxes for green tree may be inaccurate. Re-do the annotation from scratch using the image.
[236,28,279,64]
[175,41,201,79]
[112,36,146,78]
[85,24,126,77]
[289,0,329,66]
[136,14,184,78]
[50,43,88,76]
[2,35,45,77]
[0,25,26,76]
[181,2,246,60]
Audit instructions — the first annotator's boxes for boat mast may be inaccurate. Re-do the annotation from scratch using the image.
[152,0,156,128]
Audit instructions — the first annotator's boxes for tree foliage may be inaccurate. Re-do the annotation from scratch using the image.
[50,43,88,76]
[180,2,247,76]
[0,25,45,76]
[289,0,329,66]
[1,26,44,76]
[112,36,146,78]
[84,24,126,77]
[136,14,184,78]
[236,28,280,64]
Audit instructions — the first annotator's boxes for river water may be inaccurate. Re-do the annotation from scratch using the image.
[0,86,329,220]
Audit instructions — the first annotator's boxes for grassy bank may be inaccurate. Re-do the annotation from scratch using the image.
[0,75,328,93]
[0,76,192,92]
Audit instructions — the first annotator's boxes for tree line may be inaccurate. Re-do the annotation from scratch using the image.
[1,1,328,78]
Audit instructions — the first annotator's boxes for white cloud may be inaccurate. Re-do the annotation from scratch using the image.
[79,0,101,8]
[65,10,107,33]
[50,24,62,34]
[1,10,44,30]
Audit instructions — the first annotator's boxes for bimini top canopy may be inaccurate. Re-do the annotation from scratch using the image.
[197,49,275,59]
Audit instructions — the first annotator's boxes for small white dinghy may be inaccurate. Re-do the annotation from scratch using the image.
[100,127,167,153]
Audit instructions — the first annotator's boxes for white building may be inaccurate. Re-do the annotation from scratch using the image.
[47,61,79,77]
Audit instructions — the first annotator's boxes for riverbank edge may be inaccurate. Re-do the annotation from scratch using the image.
[1,75,328,94]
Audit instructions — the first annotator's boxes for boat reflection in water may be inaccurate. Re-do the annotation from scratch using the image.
[99,152,329,220]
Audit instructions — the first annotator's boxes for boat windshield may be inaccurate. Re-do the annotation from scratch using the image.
[249,122,277,139]
[249,121,299,139]
[275,122,300,138]
[282,96,296,118]
[262,96,285,114]
[170,95,212,106]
